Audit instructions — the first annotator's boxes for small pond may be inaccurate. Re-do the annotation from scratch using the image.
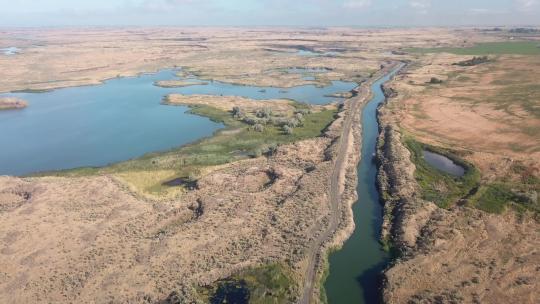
[296,50,339,57]
[423,150,466,177]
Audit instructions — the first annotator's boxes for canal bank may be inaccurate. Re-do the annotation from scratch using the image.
[324,64,403,304]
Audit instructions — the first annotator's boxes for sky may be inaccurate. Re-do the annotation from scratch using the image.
[0,0,539,27]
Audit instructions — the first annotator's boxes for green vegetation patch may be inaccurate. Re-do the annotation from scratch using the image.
[427,77,444,84]
[452,56,492,66]
[471,183,539,214]
[473,184,516,213]
[407,41,540,55]
[405,138,480,208]
[511,161,540,186]
[11,88,53,93]
[147,103,336,171]
[469,161,540,215]
[198,264,297,304]
[317,248,336,304]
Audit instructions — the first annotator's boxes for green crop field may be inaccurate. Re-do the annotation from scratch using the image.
[407,41,540,55]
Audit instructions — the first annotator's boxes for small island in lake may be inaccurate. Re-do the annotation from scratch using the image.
[154,80,209,88]
[0,97,28,110]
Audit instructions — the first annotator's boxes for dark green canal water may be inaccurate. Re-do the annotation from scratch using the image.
[324,65,402,304]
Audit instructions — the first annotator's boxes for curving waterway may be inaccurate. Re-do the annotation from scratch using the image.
[324,65,402,304]
[0,70,356,176]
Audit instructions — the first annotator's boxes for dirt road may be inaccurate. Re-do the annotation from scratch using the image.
[298,82,370,304]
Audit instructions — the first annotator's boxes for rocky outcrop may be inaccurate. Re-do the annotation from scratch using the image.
[381,86,397,99]
[376,120,437,253]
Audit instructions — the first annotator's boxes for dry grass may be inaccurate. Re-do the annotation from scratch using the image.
[114,169,186,198]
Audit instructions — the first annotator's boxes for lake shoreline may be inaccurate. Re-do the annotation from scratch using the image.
[1,67,355,176]
[1,65,360,95]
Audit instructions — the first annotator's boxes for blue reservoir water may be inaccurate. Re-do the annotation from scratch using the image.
[324,65,403,304]
[0,70,356,176]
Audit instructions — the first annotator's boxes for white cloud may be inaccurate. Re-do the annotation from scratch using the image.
[514,0,539,8]
[409,0,431,14]
[514,0,540,13]
[130,0,209,12]
[343,0,372,9]
[469,8,490,14]
[409,0,431,9]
